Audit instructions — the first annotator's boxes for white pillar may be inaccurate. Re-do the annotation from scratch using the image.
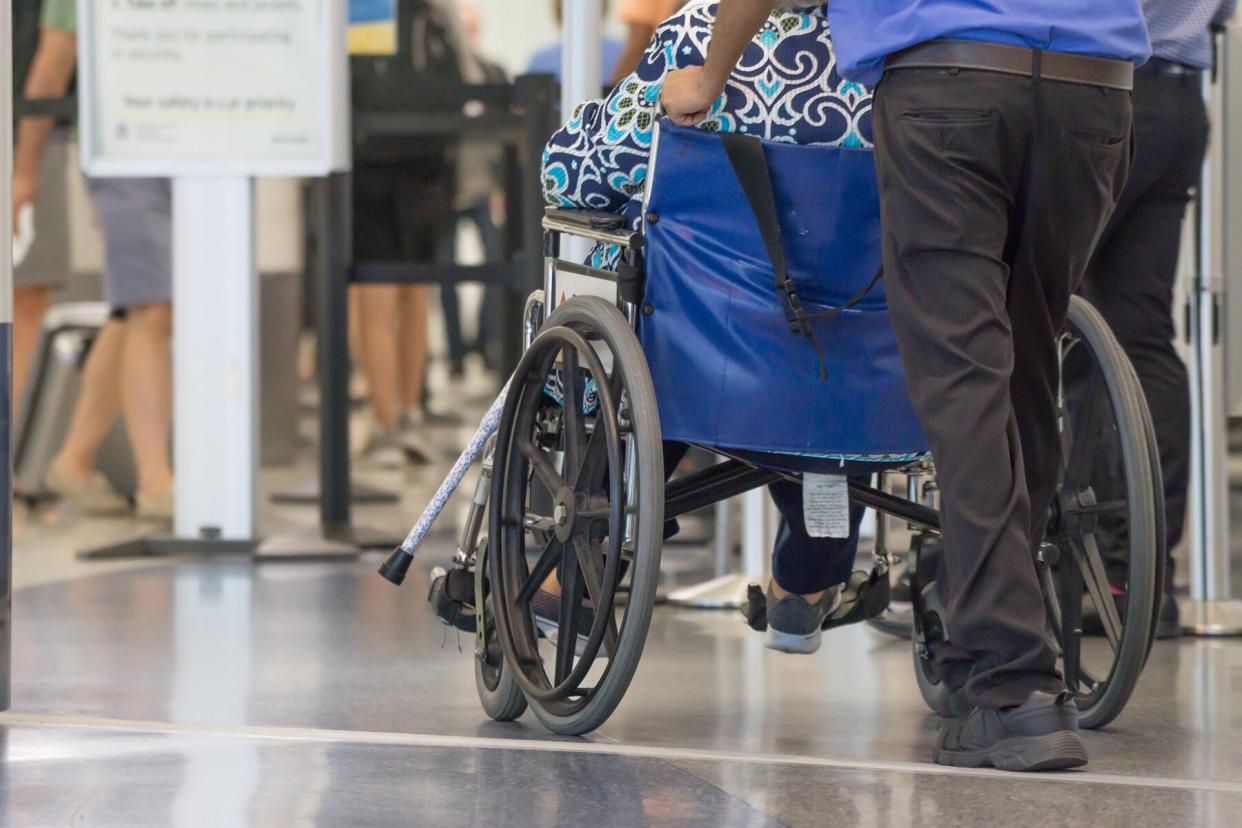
[172,177,259,541]
[1185,66,1242,635]
[561,0,603,114]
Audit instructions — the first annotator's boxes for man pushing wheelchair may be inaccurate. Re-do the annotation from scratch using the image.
[384,0,1160,775]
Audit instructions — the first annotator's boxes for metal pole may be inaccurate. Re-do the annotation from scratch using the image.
[561,0,602,116]
[0,0,13,710]
[1184,60,1242,636]
[319,173,352,529]
[561,0,602,265]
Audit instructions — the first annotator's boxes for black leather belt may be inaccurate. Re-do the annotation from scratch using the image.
[886,39,1135,91]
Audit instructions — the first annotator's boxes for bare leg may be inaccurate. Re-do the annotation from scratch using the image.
[397,284,429,412]
[12,285,51,419]
[354,284,400,429]
[53,318,125,478]
[121,303,174,497]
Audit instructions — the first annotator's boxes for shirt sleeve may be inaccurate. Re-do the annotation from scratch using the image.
[542,11,705,211]
[40,0,77,33]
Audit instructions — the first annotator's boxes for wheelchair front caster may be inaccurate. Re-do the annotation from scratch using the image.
[473,539,527,722]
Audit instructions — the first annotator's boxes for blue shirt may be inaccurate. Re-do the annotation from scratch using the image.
[828,1,1153,85]
[527,38,625,84]
[1143,0,1235,68]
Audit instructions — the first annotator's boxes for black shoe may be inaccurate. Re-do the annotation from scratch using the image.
[933,691,1088,772]
[763,582,841,655]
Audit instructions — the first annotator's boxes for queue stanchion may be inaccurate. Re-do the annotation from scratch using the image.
[264,78,559,557]
[1184,63,1242,635]
[1,0,15,709]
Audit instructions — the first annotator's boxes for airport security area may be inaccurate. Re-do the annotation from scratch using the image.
[3,1,1242,826]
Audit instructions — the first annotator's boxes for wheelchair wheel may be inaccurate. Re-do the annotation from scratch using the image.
[1050,296,1160,730]
[489,296,664,736]
[474,539,527,722]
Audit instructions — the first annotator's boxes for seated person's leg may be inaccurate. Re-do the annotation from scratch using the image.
[764,476,867,655]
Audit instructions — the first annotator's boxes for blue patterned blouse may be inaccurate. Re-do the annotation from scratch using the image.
[541,2,872,264]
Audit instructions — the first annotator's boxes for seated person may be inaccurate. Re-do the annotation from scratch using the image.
[541,0,873,654]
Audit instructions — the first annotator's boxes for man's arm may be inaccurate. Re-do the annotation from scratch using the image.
[659,0,774,125]
[13,27,77,228]
[611,22,657,85]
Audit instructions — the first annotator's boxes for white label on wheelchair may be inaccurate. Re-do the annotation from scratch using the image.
[804,474,851,539]
[551,265,620,311]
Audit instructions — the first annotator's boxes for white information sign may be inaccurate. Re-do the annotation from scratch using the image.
[79,0,348,176]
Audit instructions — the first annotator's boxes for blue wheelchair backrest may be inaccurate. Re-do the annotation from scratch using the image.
[638,120,928,464]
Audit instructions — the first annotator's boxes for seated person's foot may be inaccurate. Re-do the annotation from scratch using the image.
[933,690,1087,772]
[764,581,842,655]
[44,461,130,516]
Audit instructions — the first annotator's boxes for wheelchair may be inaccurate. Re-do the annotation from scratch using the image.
[456,121,1162,737]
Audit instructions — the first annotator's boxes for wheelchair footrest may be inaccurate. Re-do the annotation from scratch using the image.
[428,566,478,634]
[741,565,891,633]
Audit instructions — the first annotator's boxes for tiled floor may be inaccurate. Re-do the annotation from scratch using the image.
[5,393,1242,826]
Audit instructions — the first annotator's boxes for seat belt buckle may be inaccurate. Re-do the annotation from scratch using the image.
[781,278,813,338]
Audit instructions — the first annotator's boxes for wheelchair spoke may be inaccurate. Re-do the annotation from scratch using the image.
[561,347,586,476]
[516,538,564,608]
[555,553,584,685]
[522,441,564,495]
[1062,498,1128,518]
[1056,546,1084,693]
[1071,532,1122,655]
[1064,369,1106,494]
[572,371,623,493]
[572,536,620,657]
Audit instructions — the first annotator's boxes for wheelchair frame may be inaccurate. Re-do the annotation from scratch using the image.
[456,208,1162,737]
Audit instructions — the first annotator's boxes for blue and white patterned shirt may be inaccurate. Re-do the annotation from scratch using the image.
[542,2,871,257]
[1142,0,1236,68]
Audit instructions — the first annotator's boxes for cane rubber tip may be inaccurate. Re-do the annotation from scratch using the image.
[379,547,415,586]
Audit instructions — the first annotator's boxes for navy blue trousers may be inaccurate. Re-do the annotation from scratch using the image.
[664,443,866,594]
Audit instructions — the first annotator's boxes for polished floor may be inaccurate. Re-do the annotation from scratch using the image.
[5,377,1242,826]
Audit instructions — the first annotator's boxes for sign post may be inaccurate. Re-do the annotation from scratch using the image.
[1,0,14,707]
[77,0,348,551]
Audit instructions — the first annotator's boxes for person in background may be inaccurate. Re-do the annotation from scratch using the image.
[452,1,509,372]
[13,0,175,520]
[10,0,65,422]
[351,0,481,466]
[528,0,624,83]
[610,0,686,83]
[1081,0,1237,640]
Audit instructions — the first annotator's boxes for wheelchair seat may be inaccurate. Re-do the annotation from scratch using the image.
[638,121,928,469]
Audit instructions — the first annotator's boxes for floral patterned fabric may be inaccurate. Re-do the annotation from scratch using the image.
[542,2,872,263]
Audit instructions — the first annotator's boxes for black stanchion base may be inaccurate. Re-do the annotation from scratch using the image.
[254,524,401,561]
[269,479,399,506]
[77,534,257,560]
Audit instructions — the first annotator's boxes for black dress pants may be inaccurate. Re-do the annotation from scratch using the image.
[873,68,1133,709]
[1080,65,1207,586]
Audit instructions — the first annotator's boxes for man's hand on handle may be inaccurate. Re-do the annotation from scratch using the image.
[660,0,776,125]
[661,67,723,125]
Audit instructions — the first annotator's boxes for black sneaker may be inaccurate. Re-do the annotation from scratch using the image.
[764,582,842,655]
[531,589,596,656]
[933,690,1088,772]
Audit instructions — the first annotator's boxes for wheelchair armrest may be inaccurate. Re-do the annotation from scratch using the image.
[543,207,640,249]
